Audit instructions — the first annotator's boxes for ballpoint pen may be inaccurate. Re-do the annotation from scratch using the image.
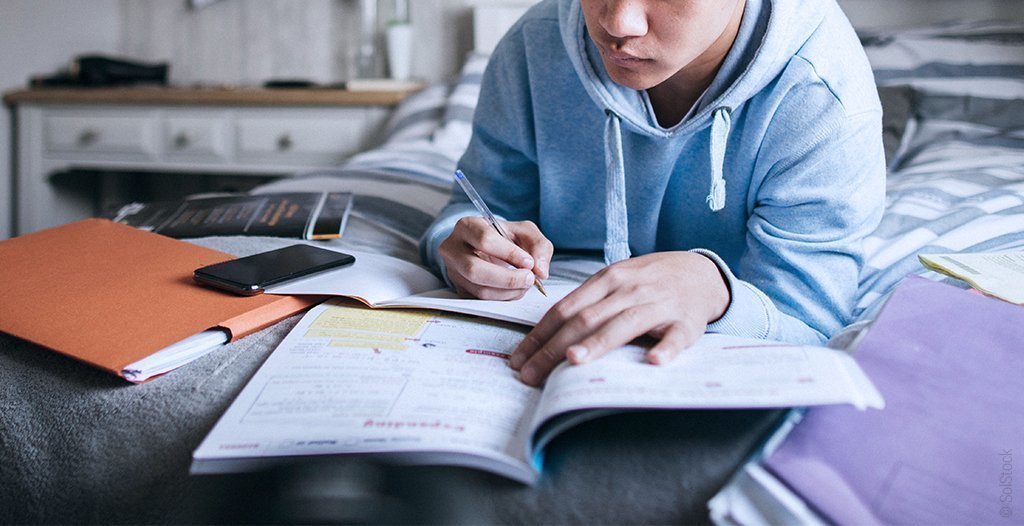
[454,169,547,296]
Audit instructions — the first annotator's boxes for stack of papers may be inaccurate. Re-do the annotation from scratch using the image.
[919,250,1024,304]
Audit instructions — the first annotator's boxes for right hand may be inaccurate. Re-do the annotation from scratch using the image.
[438,216,553,300]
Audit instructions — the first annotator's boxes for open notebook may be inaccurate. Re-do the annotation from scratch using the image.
[265,250,607,326]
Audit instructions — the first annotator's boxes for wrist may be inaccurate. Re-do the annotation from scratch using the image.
[692,252,731,323]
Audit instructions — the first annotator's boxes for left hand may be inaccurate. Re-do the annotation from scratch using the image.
[509,251,731,386]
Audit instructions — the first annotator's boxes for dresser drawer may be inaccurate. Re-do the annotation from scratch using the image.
[163,115,229,161]
[235,111,378,165]
[43,113,157,158]
[12,89,410,236]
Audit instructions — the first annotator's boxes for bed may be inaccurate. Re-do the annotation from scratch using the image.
[2,12,1023,525]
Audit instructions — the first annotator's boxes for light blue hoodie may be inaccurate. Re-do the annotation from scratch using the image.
[421,0,885,345]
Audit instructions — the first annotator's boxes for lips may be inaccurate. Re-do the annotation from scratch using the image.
[597,41,649,67]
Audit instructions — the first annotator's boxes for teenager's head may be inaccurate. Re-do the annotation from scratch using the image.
[580,0,746,91]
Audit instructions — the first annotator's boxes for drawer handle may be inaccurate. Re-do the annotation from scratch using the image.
[173,132,191,150]
[77,129,99,147]
[276,133,293,151]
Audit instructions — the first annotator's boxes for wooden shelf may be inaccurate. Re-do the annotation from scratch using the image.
[3,85,422,107]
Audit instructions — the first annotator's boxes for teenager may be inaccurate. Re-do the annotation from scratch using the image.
[421,0,885,386]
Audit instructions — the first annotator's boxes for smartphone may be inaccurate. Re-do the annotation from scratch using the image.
[194,244,355,295]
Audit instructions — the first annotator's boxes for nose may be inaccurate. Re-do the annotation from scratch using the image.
[599,0,648,39]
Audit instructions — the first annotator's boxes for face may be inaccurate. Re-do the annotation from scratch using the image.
[580,0,744,91]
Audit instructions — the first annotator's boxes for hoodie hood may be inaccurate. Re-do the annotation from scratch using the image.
[557,0,828,263]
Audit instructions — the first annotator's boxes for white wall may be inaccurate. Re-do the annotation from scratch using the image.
[115,0,532,87]
[119,0,343,86]
[0,0,121,239]
[406,0,534,82]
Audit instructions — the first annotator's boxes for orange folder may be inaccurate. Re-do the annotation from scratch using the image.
[0,218,322,380]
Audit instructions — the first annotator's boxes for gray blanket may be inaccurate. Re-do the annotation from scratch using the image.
[0,234,780,524]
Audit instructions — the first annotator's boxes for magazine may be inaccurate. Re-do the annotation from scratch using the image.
[104,192,353,239]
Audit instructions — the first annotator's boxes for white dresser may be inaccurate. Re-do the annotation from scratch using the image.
[4,87,416,235]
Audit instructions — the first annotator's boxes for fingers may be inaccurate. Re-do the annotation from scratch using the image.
[449,269,531,301]
[504,221,554,280]
[514,300,653,386]
[440,217,547,299]
[644,323,703,365]
[461,217,536,269]
[510,273,616,368]
[511,274,652,385]
[510,259,711,386]
[514,306,698,386]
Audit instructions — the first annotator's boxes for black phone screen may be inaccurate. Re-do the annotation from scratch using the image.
[194,244,355,295]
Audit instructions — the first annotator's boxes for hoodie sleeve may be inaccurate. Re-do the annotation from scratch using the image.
[702,85,886,345]
[419,26,541,280]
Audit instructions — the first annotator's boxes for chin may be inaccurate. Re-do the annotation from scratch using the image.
[604,66,655,90]
[601,59,667,91]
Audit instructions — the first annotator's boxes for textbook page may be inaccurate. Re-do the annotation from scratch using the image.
[192,300,545,483]
[193,299,884,482]
[528,334,884,451]
[919,250,1024,304]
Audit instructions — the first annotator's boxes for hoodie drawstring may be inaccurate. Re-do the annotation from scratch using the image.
[707,107,732,212]
[601,107,732,264]
[603,111,631,264]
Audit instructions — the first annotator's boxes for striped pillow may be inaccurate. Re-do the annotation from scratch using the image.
[860,20,1024,99]
[442,52,488,129]
[340,52,489,188]
[378,83,449,145]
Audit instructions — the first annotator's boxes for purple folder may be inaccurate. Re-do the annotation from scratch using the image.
[763,275,1024,525]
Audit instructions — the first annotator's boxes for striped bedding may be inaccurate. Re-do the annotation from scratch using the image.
[335,51,487,189]
[853,22,1024,320]
[862,20,1024,99]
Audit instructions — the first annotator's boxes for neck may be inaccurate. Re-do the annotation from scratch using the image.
[647,0,746,127]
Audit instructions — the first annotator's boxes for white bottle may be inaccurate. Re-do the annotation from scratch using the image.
[386,22,413,81]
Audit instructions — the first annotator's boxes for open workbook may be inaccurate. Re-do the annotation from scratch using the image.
[191,300,884,484]
[264,248,606,326]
